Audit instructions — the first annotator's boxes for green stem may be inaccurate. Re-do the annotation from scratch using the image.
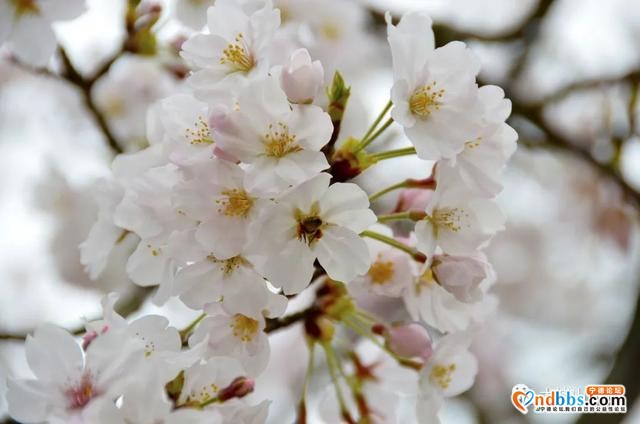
[369,181,410,202]
[321,342,353,422]
[179,312,206,344]
[357,118,395,152]
[360,230,426,262]
[371,146,416,161]
[377,210,426,223]
[360,101,392,145]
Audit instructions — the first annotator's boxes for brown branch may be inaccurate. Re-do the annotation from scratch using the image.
[59,48,124,155]
[265,306,317,334]
[368,0,555,46]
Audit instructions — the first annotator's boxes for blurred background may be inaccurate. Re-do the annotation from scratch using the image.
[1,0,640,423]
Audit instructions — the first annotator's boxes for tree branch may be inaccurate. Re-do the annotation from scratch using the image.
[59,48,124,155]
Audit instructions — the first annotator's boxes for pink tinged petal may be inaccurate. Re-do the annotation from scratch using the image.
[290,105,333,151]
[415,220,437,257]
[9,14,56,67]
[247,206,297,255]
[255,239,316,294]
[387,12,434,84]
[206,0,251,41]
[6,378,50,423]
[390,79,416,128]
[272,150,329,186]
[25,324,84,384]
[196,216,248,260]
[180,33,229,69]
[387,323,433,361]
[314,226,371,282]
[280,172,331,211]
[126,240,173,288]
[320,182,376,233]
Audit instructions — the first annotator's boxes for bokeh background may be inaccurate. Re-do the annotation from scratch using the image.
[1,0,640,423]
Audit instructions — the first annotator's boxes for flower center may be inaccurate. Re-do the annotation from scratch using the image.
[11,0,39,16]
[429,207,469,234]
[409,83,444,119]
[295,203,324,245]
[367,255,395,285]
[263,122,301,158]
[216,188,254,218]
[321,23,341,40]
[230,314,259,342]
[415,267,436,294]
[430,363,456,390]
[207,255,247,276]
[64,373,95,410]
[147,243,161,257]
[185,116,213,145]
[464,136,482,149]
[220,33,255,73]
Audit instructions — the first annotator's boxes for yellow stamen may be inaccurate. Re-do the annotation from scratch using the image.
[230,314,259,342]
[367,255,395,285]
[430,363,456,390]
[263,122,301,158]
[409,83,445,119]
[216,189,254,218]
[207,255,247,276]
[185,116,214,145]
[220,33,255,73]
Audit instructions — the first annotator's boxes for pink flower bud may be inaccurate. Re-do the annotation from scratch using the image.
[218,376,255,401]
[386,323,432,361]
[280,49,324,104]
[432,254,493,303]
[394,188,433,212]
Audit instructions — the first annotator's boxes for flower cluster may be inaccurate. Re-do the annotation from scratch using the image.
[6,2,516,423]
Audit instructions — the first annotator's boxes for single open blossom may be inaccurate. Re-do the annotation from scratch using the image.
[403,260,497,333]
[0,0,85,66]
[173,235,287,315]
[250,173,377,294]
[351,224,415,298]
[6,324,144,424]
[213,76,332,194]
[417,333,478,423]
[415,171,504,257]
[280,48,324,104]
[174,158,264,260]
[439,85,518,197]
[146,94,219,168]
[180,0,280,96]
[388,12,481,160]
[189,307,271,376]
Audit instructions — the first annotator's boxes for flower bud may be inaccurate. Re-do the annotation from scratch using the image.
[394,188,433,212]
[218,376,255,401]
[280,49,324,104]
[386,323,432,361]
[432,254,493,303]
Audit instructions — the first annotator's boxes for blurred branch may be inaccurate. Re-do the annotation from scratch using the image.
[529,70,640,108]
[58,48,124,155]
[0,287,151,342]
[368,0,555,46]
[575,286,640,424]
[265,305,317,334]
